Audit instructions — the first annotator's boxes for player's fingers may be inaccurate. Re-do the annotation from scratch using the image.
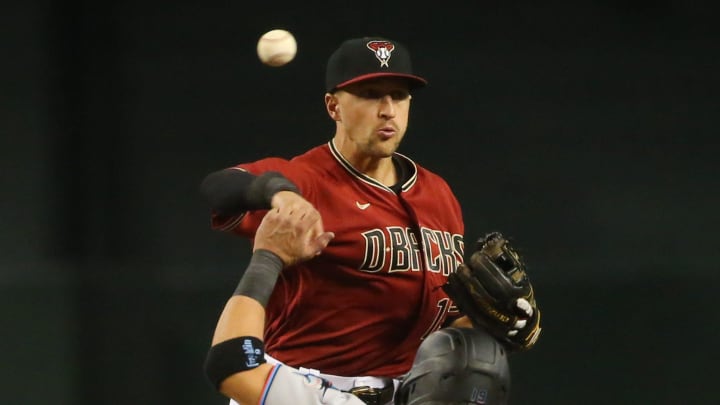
[312,231,335,255]
[297,207,325,236]
[300,206,321,224]
[293,208,322,238]
[314,214,325,233]
[318,231,335,248]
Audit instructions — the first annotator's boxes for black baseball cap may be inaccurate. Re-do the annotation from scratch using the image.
[325,36,428,93]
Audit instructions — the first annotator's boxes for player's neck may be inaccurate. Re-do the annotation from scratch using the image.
[332,137,397,186]
[359,158,397,187]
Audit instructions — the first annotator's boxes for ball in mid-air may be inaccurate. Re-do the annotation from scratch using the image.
[256,29,297,67]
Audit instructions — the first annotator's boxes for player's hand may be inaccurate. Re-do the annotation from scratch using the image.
[271,191,325,241]
[253,207,335,267]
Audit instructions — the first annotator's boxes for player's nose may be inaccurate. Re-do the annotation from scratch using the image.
[378,95,396,118]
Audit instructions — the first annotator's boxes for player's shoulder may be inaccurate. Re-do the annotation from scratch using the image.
[290,143,331,164]
[252,143,339,188]
[288,143,339,175]
[238,156,291,172]
[238,144,324,173]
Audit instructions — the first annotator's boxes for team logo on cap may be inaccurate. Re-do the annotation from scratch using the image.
[366,41,395,67]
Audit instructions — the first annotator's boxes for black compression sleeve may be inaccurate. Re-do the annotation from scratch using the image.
[200,169,299,216]
[233,249,284,307]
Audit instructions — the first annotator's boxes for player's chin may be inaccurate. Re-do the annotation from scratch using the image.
[373,145,399,158]
[376,135,403,150]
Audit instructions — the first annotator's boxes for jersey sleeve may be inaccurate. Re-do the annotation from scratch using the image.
[209,157,315,237]
[260,364,365,405]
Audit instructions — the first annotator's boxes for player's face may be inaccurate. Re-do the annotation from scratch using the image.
[330,77,412,160]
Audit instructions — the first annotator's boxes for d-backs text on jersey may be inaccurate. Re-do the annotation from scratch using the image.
[359,226,464,275]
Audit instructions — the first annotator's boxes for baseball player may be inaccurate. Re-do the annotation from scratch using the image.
[204,207,511,405]
[201,36,540,404]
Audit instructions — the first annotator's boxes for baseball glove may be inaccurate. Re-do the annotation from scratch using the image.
[443,232,541,351]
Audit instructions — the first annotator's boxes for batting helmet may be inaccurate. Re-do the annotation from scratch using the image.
[394,327,511,405]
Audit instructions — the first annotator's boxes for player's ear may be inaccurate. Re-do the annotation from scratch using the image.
[325,93,341,121]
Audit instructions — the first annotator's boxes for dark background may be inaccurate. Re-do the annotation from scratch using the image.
[2,0,718,404]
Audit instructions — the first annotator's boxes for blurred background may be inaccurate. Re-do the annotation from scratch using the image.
[1,0,718,404]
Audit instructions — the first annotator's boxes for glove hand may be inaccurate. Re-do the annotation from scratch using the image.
[443,232,541,351]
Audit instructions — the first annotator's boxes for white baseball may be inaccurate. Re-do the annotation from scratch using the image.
[256,29,297,67]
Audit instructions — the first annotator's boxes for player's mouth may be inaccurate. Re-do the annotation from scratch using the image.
[377,126,396,139]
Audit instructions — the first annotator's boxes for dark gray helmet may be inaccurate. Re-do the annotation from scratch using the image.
[394,327,511,405]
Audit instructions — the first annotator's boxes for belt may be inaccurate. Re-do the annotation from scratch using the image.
[298,368,397,404]
[314,374,396,405]
[348,385,395,405]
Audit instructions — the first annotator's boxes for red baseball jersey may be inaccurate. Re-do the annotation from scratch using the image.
[212,141,465,377]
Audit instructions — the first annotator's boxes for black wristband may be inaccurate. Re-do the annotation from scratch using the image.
[247,171,300,209]
[204,336,267,389]
[233,249,284,307]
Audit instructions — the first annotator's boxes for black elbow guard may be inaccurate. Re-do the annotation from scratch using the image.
[204,336,267,389]
[200,169,299,215]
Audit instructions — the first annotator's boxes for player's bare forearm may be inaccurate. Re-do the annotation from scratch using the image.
[212,295,265,345]
[212,297,272,404]
[219,364,273,405]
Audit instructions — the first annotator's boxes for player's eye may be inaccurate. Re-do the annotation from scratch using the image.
[349,85,411,101]
[356,89,410,100]
[357,89,383,99]
[390,90,411,100]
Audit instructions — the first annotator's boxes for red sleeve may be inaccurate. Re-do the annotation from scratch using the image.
[209,157,314,238]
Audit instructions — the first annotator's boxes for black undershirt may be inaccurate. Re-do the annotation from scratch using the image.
[390,155,411,193]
